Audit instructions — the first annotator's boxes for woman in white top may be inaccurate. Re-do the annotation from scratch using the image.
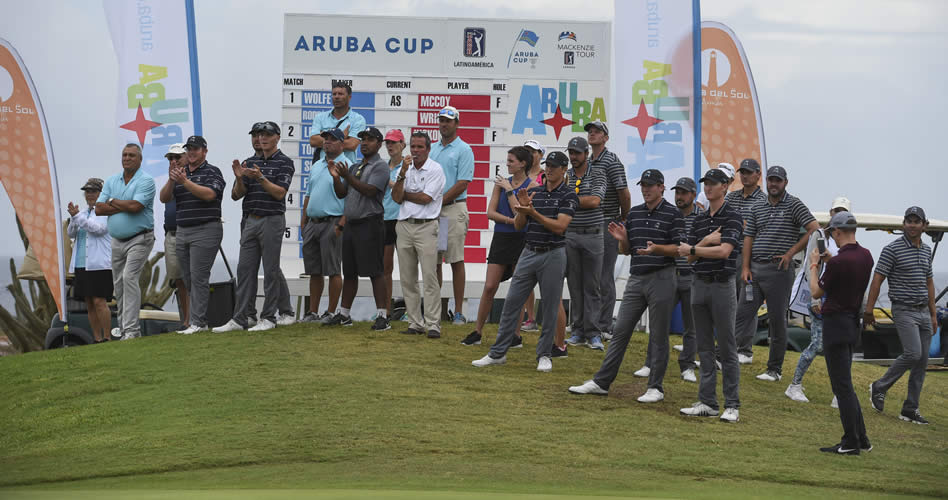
[68,178,113,342]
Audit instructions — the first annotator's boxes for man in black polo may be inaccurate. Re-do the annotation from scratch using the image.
[866,206,936,425]
[215,121,296,333]
[472,151,577,372]
[671,177,702,383]
[568,169,684,403]
[677,168,743,422]
[329,126,393,331]
[562,136,608,351]
[160,135,225,335]
[726,158,766,365]
[736,165,818,380]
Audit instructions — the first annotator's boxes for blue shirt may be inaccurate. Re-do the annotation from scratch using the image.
[74,227,87,268]
[97,168,155,239]
[311,108,366,164]
[164,199,176,232]
[305,155,350,218]
[495,177,532,233]
[430,137,475,200]
[383,165,401,221]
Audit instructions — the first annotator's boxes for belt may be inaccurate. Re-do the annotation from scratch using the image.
[526,244,558,253]
[443,199,461,207]
[676,268,693,276]
[570,225,602,234]
[248,213,279,219]
[309,215,335,224]
[696,273,733,283]
[115,228,152,242]
[348,214,382,225]
[165,229,176,237]
[752,257,780,263]
[892,301,928,310]
[405,217,435,224]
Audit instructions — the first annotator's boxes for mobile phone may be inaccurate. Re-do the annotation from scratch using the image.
[817,238,826,254]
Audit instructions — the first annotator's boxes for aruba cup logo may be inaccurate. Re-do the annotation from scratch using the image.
[507,29,539,69]
[512,82,607,140]
[0,64,13,103]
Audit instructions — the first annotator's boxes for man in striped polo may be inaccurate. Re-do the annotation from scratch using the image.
[568,169,684,403]
[562,136,608,351]
[671,177,702,383]
[866,206,936,425]
[736,165,819,381]
[726,159,766,361]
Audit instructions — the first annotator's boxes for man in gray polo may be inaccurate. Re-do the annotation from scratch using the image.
[563,136,608,351]
[672,177,702,382]
[726,158,766,365]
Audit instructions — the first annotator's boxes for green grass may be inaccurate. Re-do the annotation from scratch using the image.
[0,321,945,499]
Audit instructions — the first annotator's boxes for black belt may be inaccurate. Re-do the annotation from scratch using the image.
[309,216,336,224]
[115,228,153,242]
[752,257,780,263]
[892,301,928,310]
[697,273,733,283]
[676,268,693,276]
[247,213,280,219]
[570,225,601,234]
[526,244,559,253]
[443,199,462,207]
[404,217,435,224]
[348,214,383,225]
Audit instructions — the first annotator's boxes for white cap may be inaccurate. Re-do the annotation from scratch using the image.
[716,162,735,180]
[164,143,186,157]
[831,196,851,211]
[523,139,546,156]
[438,105,460,121]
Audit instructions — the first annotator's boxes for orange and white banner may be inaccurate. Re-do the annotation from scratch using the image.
[0,38,67,320]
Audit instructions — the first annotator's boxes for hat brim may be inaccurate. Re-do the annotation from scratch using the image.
[541,161,568,168]
[583,122,607,134]
[566,147,586,153]
[671,186,696,192]
[636,180,661,186]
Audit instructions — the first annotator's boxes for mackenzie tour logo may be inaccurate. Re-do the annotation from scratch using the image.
[556,29,596,64]
[558,31,577,42]
[506,29,539,69]
[463,28,485,57]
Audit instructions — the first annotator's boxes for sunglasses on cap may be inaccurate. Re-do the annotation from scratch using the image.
[438,107,458,119]
[250,121,280,135]
[166,154,183,161]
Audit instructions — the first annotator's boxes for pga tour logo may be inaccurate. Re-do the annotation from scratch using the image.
[463,28,486,57]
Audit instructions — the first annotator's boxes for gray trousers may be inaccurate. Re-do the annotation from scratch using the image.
[692,277,741,410]
[111,231,155,338]
[874,304,933,412]
[233,214,292,326]
[735,261,795,373]
[676,273,697,371]
[489,247,566,360]
[566,230,603,340]
[597,221,619,333]
[594,266,676,391]
[177,220,223,327]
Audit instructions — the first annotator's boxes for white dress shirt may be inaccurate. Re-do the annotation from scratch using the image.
[397,157,446,220]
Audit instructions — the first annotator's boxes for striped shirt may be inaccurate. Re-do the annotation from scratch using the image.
[241,150,294,216]
[566,163,606,229]
[675,204,703,273]
[174,161,225,227]
[875,236,933,306]
[625,198,685,275]
[690,200,744,278]
[525,180,579,249]
[724,186,765,251]
[590,147,627,220]
[744,191,815,261]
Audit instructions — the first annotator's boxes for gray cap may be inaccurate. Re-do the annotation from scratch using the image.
[766,165,787,180]
[321,128,345,142]
[583,120,609,136]
[904,206,927,222]
[739,158,761,172]
[672,177,697,193]
[542,151,569,168]
[699,168,730,185]
[828,211,858,230]
[567,136,589,153]
[636,169,664,186]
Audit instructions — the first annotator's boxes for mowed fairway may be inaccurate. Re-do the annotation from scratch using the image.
[1,321,945,499]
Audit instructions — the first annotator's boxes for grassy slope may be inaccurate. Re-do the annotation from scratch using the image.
[0,322,945,499]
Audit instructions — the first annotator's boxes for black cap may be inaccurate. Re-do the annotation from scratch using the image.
[636,169,664,186]
[739,158,761,173]
[904,206,927,222]
[249,121,281,135]
[321,128,345,142]
[357,127,384,142]
[700,168,730,185]
[184,135,207,149]
[567,136,588,153]
[542,151,569,168]
[766,165,787,180]
[671,177,697,193]
[583,120,609,136]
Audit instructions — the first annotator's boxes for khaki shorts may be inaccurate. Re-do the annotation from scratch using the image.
[439,201,469,263]
[164,231,181,282]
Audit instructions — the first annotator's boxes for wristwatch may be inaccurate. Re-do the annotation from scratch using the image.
[396,175,406,182]
[108,198,115,207]
[690,246,696,256]
[505,189,515,196]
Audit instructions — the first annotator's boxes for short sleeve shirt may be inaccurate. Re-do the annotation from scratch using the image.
[819,243,874,315]
[675,204,703,272]
[173,161,225,227]
[305,155,350,218]
[241,150,295,216]
[589,147,627,220]
[430,137,475,200]
[311,108,367,164]
[383,166,401,221]
[690,200,744,278]
[97,168,155,239]
[744,191,816,260]
[524,180,579,249]
[875,236,933,306]
[397,158,446,220]
[342,153,389,219]
[566,164,607,229]
[625,198,685,275]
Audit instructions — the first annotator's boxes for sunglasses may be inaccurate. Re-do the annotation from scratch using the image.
[250,121,280,134]
[574,178,581,194]
[438,108,458,119]
[166,154,183,161]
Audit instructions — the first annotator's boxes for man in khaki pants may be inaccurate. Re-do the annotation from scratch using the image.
[392,132,446,338]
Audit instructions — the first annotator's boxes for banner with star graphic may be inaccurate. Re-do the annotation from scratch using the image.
[104,0,202,243]
[614,0,701,205]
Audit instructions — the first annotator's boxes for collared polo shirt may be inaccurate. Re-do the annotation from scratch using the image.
[524,179,579,249]
[724,186,766,222]
[305,155,350,218]
[397,157,445,220]
[430,136,475,200]
[97,167,156,239]
[819,243,874,315]
[690,200,744,278]
[744,191,816,261]
[675,204,703,273]
[875,235,933,306]
[383,165,401,221]
[174,161,225,227]
[311,107,367,164]
[241,150,294,216]
[625,198,685,275]
[342,153,389,219]
[566,163,607,229]
[589,147,627,220]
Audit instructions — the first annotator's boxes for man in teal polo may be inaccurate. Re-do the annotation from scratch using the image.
[308,82,366,164]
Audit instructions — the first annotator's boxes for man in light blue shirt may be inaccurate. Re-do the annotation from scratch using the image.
[95,143,156,340]
[308,82,367,164]
[429,106,475,324]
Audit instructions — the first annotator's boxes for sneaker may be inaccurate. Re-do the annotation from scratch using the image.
[212,319,244,333]
[633,366,651,378]
[521,319,538,332]
[452,312,467,325]
[371,315,391,331]
[673,344,684,352]
[537,356,552,372]
[899,409,929,425]
[720,408,740,423]
[820,443,859,455]
[460,331,482,346]
[831,396,838,409]
[566,334,586,346]
[427,329,441,339]
[568,380,608,395]
[785,383,809,402]
[276,314,296,327]
[681,368,697,383]
[738,353,753,364]
[551,345,568,358]
[861,440,873,452]
[869,382,885,413]
[247,317,258,328]
[300,312,320,323]
[110,327,122,340]
[249,319,276,332]
[400,327,424,335]
[177,325,207,335]
[511,335,524,348]
[472,354,506,367]
[588,336,605,351]
[321,313,345,326]
[637,388,664,403]
[756,370,782,382]
[601,331,613,341]
[680,402,719,417]
[338,315,353,327]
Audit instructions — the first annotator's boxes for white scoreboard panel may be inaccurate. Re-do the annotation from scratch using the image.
[281,15,610,274]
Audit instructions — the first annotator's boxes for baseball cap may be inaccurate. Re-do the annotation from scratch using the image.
[249,121,280,135]
[637,169,664,186]
[164,143,186,157]
[184,135,207,149]
[739,158,761,173]
[904,206,927,222]
[384,129,405,142]
[828,211,858,230]
[567,136,589,153]
[438,106,460,121]
[523,139,545,156]
[321,128,345,142]
[583,120,609,136]
[542,151,569,168]
[831,196,851,212]
[358,127,384,142]
[81,177,104,192]
[700,168,730,185]
[671,177,697,193]
[767,165,788,180]
[716,162,735,180]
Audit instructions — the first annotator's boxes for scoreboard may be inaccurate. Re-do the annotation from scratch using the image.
[280,15,610,276]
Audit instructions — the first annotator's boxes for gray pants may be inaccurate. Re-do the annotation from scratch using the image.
[489,247,566,360]
[233,214,292,326]
[566,230,603,340]
[676,273,697,371]
[735,261,795,373]
[692,277,741,410]
[594,266,676,391]
[597,221,619,333]
[177,220,223,327]
[111,231,155,338]
[873,304,933,412]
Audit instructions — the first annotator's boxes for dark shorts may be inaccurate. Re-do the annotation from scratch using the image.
[343,215,385,278]
[73,268,114,300]
[384,219,398,246]
[487,231,526,282]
